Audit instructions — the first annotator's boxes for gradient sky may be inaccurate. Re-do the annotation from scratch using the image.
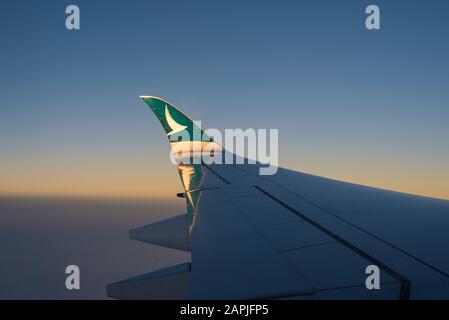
[1,0,448,200]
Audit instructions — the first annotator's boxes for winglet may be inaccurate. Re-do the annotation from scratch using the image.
[140,96,210,141]
[140,96,223,214]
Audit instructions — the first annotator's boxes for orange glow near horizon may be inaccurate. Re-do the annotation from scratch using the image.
[0,162,181,200]
[1,139,449,201]
[1,158,449,201]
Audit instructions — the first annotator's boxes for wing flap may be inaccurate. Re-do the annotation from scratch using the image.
[107,263,191,300]
[129,214,190,252]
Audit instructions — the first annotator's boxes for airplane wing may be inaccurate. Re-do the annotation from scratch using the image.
[107,97,449,300]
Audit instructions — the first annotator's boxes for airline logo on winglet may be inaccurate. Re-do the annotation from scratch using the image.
[165,105,188,136]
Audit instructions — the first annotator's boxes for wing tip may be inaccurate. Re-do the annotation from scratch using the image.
[139,95,163,100]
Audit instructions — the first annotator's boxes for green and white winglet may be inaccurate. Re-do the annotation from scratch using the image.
[139,96,223,217]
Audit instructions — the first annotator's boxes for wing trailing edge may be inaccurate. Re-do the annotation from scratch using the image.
[129,214,190,252]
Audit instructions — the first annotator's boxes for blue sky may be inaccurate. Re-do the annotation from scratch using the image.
[1,0,448,199]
